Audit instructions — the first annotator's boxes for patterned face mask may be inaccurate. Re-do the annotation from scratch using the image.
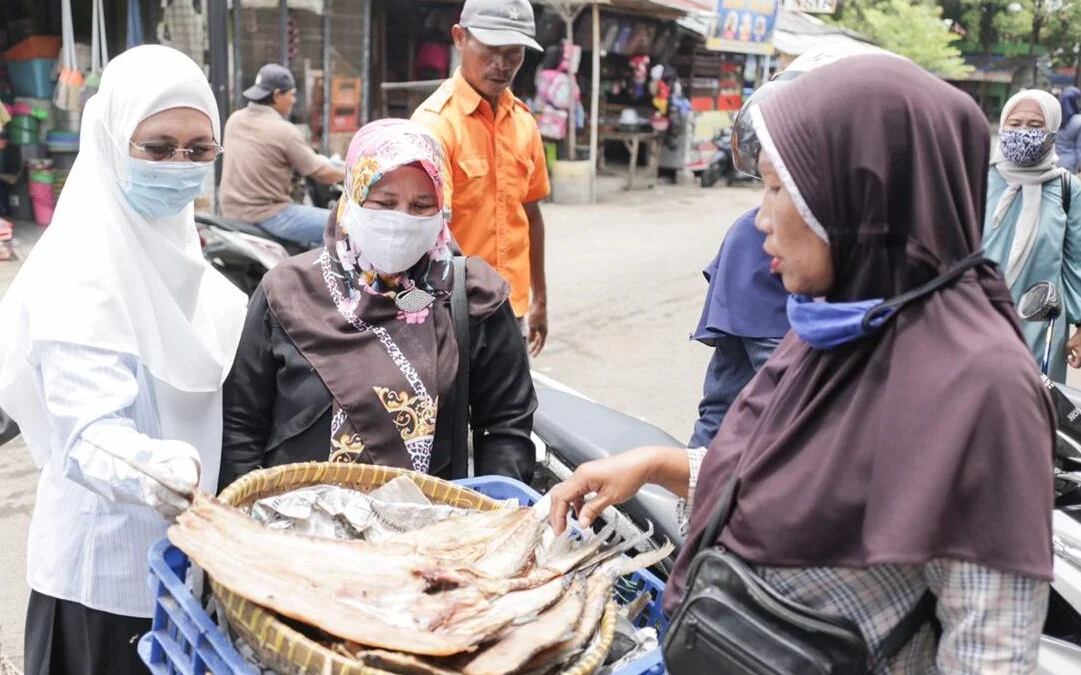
[999,127,1055,167]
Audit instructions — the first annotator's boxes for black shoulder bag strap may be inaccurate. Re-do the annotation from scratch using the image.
[1063,173,1073,215]
[449,256,471,479]
[697,465,938,670]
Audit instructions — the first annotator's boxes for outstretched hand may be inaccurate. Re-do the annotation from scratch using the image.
[547,448,659,535]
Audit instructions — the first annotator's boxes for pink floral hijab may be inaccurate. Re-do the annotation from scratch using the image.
[331,118,453,297]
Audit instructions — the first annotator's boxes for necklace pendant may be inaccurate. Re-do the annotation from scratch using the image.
[394,288,436,313]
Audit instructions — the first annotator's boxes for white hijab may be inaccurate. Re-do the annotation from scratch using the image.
[0,45,246,468]
[990,89,1067,287]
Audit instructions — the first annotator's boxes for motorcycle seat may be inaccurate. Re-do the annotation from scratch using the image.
[534,388,683,465]
[534,387,685,547]
[195,213,298,250]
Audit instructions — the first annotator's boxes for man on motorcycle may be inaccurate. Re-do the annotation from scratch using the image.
[220,64,346,248]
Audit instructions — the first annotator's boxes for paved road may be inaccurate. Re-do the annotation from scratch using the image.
[0,182,763,665]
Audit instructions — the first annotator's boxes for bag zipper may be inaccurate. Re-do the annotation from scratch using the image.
[682,609,790,675]
[684,589,835,675]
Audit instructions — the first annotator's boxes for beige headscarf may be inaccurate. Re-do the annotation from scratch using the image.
[990,89,1067,287]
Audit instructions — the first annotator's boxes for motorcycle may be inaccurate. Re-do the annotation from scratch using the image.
[196,213,299,296]
[1017,281,1081,670]
[529,290,1081,673]
[699,128,755,189]
[198,175,344,296]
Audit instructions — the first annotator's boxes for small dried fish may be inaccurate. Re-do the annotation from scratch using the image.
[461,578,587,675]
[522,544,675,674]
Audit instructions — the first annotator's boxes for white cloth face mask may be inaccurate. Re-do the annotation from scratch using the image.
[343,201,444,275]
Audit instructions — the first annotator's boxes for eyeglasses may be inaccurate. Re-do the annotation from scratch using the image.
[130,141,224,163]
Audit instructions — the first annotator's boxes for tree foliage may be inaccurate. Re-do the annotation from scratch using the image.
[835,0,973,77]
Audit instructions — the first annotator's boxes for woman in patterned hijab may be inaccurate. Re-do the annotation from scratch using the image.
[218,119,536,489]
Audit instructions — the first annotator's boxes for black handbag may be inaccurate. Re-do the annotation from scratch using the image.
[662,470,936,675]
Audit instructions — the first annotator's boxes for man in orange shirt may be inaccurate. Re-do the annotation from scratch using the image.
[413,0,551,356]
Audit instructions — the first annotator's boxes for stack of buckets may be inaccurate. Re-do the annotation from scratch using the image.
[47,129,79,199]
[27,158,55,227]
[3,36,63,226]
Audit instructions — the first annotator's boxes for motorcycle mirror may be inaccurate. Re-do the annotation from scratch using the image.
[1018,281,1063,322]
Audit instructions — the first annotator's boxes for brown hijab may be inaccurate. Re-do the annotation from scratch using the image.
[665,55,1056,614]
[263,120,508,476]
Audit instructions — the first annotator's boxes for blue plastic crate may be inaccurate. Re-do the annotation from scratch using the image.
[139,538,256,675]
[140,474,669,674]
[7,59,54,99]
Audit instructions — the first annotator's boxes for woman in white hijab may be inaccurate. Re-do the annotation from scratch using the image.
[0,46,245,673]
[984,89,1081,382]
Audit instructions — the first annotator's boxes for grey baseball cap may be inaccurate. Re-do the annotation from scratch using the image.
[243,64,297,101]
[460,0,543,51]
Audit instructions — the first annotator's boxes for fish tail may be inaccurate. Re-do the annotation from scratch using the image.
[616,539,675,576]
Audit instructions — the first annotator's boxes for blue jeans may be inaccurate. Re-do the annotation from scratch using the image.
[688,334,783,449]
[258,203,331,248]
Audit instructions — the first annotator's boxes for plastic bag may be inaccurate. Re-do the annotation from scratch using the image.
[54,0,85,111]
[80,0,109,105]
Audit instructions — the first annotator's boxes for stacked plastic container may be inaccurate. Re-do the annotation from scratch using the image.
[3,36,61,100]
[26,158,55,226]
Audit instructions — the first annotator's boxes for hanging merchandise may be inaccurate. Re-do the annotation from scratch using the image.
[128,0,145,49]
[630,55,650,99]
[158,0,207,67]
[54,0,85,112]
[81,0,110,106]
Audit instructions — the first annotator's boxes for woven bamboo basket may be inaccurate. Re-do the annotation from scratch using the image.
[212,462,617,675]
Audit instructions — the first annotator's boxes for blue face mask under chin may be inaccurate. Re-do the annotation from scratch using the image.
[786,252,992,350]
[786,295,890,350]
[122,158,212,218]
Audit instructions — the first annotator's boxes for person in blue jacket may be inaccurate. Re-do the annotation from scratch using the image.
[1057,87,1081,174]
[688,206,789,448]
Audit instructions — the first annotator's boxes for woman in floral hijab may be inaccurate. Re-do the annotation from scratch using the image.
[218,119,536,489]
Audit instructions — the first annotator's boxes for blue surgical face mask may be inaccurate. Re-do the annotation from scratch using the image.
[786,295,891,350]
[122,158,212,218]
[786,252,992,350]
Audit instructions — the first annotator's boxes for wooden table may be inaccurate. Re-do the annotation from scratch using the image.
[597,130,661,191]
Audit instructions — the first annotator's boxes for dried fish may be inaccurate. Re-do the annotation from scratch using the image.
[522,545,675,674]
[169,487,672,671]
[381,506,547,579]
[171,495,495,655]
[461,578,587,675]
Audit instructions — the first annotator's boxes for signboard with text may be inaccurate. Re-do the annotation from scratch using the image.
[787,0,839,14]
[707,0,781,56]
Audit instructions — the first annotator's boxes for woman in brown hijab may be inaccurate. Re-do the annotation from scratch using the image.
[549,55,1055,671]
[219,119,536,490]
